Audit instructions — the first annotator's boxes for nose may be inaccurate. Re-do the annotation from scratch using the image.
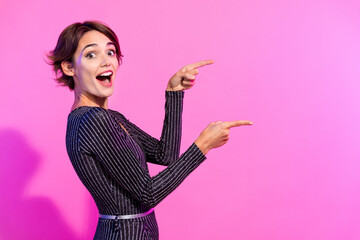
[100,54,111,67]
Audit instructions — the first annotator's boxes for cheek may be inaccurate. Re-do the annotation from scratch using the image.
[75,67,94,88]
[113,58,120,69]
[79,62,96,79]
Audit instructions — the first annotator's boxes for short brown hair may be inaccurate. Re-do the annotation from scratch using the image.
[47,21,123,90]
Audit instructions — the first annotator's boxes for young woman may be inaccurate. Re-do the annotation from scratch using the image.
[48,21,252,240]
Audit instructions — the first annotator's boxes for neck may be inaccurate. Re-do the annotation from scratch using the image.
[71,92,109,111]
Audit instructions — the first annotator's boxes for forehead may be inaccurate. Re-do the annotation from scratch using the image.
[77,30,113,50]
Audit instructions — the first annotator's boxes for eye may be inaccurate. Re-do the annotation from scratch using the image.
[86,52,96,59]
[107,49,116,56]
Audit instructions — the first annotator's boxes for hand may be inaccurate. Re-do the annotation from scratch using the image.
[194,120,253,155]
[166,60,214,91]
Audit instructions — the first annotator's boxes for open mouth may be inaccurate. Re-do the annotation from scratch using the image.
[96,71,113,86]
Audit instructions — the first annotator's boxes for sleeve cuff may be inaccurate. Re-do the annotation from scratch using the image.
[190,142,207,161]
[165,90,185,99]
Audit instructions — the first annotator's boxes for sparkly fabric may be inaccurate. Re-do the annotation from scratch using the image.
[66,91,206,239]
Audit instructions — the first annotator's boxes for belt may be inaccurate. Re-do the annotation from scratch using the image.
[99,208,154,220]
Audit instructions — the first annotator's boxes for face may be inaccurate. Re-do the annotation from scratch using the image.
[69,30,119,101]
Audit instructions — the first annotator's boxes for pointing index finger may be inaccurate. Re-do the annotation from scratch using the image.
[187,60,214,70]
[222,120,253,129]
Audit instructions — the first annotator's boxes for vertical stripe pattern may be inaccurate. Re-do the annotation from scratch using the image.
[66,91,206,239]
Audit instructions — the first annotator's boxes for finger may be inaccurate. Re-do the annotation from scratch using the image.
[183,73,196,80]
[182,79,195,84]
[186,60,214,70]
[222,120,253,129]
[181,81,195,87]
[181,68,199,76]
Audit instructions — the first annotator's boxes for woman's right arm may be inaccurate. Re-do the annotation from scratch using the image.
[79,108,252,208]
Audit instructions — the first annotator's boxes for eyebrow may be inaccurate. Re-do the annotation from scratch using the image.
[81,42,115,52]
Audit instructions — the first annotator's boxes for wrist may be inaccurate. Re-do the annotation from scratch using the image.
[166,83,184,92]
[166,82,175,91]
[194,139,209,155]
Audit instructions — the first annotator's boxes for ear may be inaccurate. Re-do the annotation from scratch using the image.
[61,61,75,76]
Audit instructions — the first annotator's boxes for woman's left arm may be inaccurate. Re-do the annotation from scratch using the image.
[122,60,214,165]
[121,91,184,166]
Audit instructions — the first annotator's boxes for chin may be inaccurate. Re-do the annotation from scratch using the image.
[99,91,114,98]
[98,87,114,98]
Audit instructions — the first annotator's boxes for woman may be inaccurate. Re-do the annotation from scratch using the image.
[48,21,252,240]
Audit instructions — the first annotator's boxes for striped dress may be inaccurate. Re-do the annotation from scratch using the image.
[66,91,206,239]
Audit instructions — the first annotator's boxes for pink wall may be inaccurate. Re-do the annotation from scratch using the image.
[1,0,360,239]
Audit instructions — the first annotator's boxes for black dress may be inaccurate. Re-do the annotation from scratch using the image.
[66,91,206,239]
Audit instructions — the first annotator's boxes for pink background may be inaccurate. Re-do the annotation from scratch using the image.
[1,0,360,239]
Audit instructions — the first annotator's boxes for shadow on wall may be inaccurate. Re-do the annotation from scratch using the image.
[0,129,85,240]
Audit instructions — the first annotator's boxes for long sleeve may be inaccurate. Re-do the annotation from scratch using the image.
[111,91,184,166]
[79,107,205,209]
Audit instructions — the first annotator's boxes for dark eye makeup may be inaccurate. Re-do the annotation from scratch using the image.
[84,48,116,59]
[86,52,96,58]
[108,49,116,56]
